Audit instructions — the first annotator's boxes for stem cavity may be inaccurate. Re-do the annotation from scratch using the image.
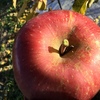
[59,27,77,57]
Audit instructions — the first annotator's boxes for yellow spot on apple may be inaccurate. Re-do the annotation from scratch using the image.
[68,11,75,28]
[75,62,81,69]
[95,40,100,47]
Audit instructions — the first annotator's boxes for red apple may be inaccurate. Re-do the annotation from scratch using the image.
[13,10,100,100]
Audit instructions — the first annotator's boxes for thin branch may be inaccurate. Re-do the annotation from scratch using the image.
[47,0,55,5]
[57,0,62,9]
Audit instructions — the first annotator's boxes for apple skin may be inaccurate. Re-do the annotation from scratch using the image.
[13,10,100,100]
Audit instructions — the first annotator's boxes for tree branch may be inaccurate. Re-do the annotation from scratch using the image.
[58,0,62,9]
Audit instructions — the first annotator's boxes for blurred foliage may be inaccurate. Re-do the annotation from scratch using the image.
[0,0,100,100]
[0,0,24,99]
[72,0,98,15]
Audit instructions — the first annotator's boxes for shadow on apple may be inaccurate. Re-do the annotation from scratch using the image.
[24,90,100,100]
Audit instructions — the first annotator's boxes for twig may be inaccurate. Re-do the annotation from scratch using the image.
[57,0,62,9]
[47,0,55,5]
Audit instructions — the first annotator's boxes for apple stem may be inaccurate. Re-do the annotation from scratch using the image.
[59,39,74,56]
[59,39,69,56]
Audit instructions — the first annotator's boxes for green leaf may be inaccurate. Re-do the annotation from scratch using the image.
[72,0,98,15]
[26,4,38,21]
[94,0,98,3]
[72,0,88,15]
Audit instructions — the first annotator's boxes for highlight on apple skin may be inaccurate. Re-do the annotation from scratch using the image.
[13,10,100,100]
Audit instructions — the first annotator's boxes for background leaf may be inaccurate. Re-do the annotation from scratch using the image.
[17,1,28,18]
[72,0,98,15]
[72,0,89,15]
[37,0,47,10]
[87,0,98,8]
[26,0,47,21]
[12,0,17,8]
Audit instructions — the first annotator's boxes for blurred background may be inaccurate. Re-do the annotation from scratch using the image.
[0,0,100,100]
